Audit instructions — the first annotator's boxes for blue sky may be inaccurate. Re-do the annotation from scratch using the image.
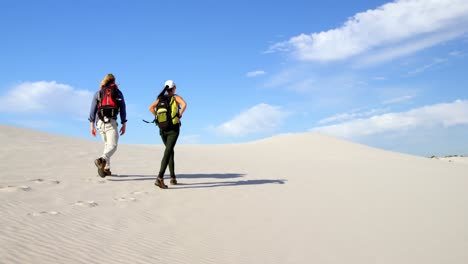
[1,0,467,157]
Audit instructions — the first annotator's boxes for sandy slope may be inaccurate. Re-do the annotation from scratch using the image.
[0,124,467,264]
[438,156,468,165]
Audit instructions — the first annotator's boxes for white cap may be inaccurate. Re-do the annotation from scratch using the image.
[165,80,176,89]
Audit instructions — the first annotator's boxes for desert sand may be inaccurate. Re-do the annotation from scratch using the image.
[1,124,467,264]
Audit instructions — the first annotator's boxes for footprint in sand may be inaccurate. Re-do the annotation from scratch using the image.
[73,201,99,208]
[0,185,32,192]
[31,178,61,185]
[86,178,106,184]
[130,191,148,195]
[114,196,137,202]
[113,191,149,202]
[28,211,60,216]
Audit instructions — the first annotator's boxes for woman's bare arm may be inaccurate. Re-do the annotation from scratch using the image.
[175,95,187,118]
[148,99,159,116]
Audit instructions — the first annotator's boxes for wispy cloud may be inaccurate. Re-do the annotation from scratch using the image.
[263,67,320,93]
[246,70,266,77]
[406,58,448,75]
[267,0,468,63]
[449,50,466,57]
[0,81,93,119]
[214,103,290,137]
[263,68,302,88]
[318,108,389,124]
[357,30,464,66]
[311,100,468,138]
[382,95,415,105]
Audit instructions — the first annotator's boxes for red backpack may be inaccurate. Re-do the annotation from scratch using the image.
[97,83,120,120]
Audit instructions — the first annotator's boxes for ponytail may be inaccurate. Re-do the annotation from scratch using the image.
[157,85,169,99]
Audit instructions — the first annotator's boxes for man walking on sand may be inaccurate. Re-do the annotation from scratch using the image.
[89,73,127,177]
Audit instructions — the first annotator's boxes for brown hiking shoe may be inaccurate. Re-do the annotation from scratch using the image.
[94,158,107,178]
[155,177,168,189]
[103,168,112,176]
[94,158,106,169]
[170,177,177,185]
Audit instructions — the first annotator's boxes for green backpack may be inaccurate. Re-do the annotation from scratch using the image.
[155,94,179,130]
[143,85,180,129]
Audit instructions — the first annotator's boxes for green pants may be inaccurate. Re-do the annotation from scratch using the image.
[158,126,180,178]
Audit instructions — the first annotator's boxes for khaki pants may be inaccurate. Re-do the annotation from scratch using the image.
[97,119,119,169]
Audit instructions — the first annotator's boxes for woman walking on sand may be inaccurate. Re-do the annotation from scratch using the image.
[148,80,187,189]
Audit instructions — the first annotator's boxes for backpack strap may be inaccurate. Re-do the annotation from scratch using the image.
[142,118,156,123]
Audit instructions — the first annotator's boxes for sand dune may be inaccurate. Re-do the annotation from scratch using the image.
[0,124,467,264]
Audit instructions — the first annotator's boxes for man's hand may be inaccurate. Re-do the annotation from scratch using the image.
[90,123,96,137]
[120,123,126,136]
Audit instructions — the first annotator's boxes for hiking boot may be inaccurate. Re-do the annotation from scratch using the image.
[94,157,106,169]
[170,177,177,185]
[94,158,107,178]
[154,177,168,189]
[103,168,112,176]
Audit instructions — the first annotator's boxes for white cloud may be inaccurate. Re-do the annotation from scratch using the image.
[268,0,468,62]
[246,70,266,77]
[0,81,93,119]
[214,103,290,137]
[311,100,468,138]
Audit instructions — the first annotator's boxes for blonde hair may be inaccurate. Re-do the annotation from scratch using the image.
[100,73,116,87]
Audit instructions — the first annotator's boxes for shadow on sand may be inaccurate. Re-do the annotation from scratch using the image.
[107,173,286,189]
[172,179,286,189]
